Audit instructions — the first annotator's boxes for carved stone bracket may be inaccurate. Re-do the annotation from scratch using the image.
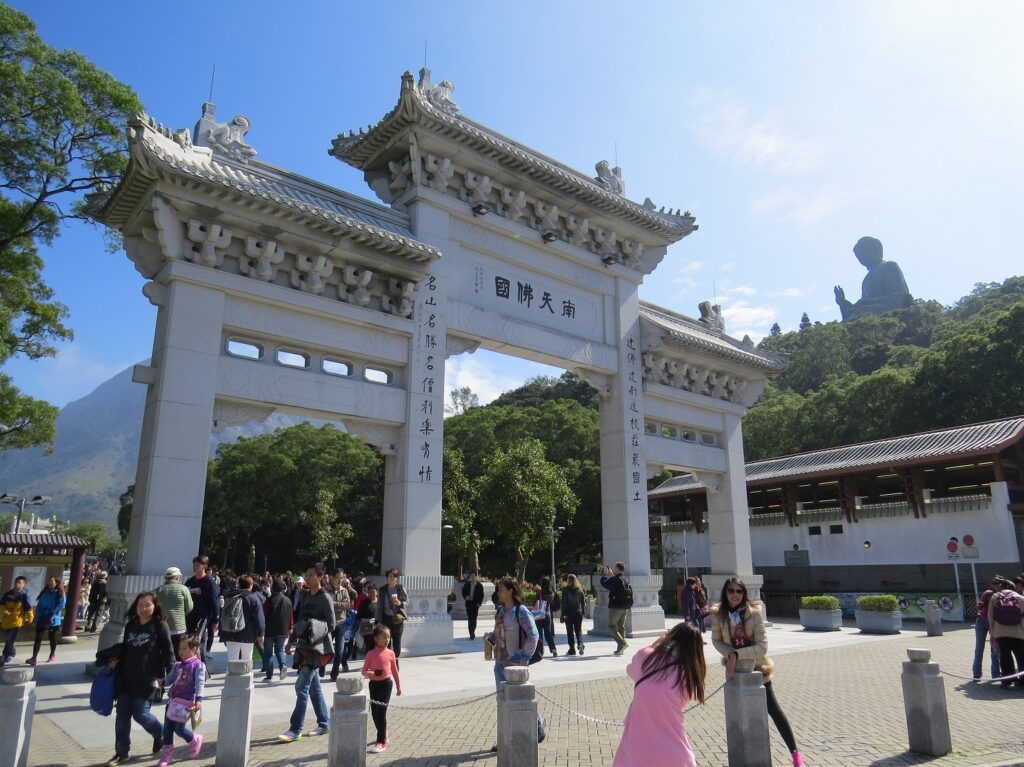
[380,278,415,318]
[338,266,373,307]
[500,187,527,221]
[212,401,275,433]
[241,237,285,281]
[642,351,750,405]
[446,334,481,359]
[343,422,400,455]
[185,219,232,268]
[572,368,612,398]
[691,471,722,494]
[423,153,454,192]
[290,253,334,295]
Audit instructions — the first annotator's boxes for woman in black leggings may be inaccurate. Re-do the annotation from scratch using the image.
[712,577,804,767]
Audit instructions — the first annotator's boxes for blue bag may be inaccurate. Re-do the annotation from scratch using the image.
[90,665,116,716]
[342,609,358,643]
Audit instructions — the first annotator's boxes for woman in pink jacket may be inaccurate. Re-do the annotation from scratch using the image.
[613,622,706,767]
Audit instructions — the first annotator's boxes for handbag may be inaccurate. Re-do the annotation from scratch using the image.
[166,697,194,723]
[148,679,165,704]
[358,618,375,636]
[89,666,116,717]
[391,610,406,625]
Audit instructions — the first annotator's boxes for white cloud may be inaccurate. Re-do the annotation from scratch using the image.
[443,356,526,408]
[690,88,826,175]
[720,262,737,272]
[725,285,757,296]
[680,260,704,273]
[773,287,806,298]
[753,183,857,229]
[720,301,777,336]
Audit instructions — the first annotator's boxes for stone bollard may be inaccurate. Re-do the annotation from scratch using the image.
[923,601,943,637]
[215,659,254,767]
[901,648,951,756]
[724,659,773,767]
[497,666,538,767]
[0,667,37,767]
[329,677,368,767]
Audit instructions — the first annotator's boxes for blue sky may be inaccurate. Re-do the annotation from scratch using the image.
[5,1,1023,408]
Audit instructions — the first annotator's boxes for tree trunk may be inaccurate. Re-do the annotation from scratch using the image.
[515,549,527,583]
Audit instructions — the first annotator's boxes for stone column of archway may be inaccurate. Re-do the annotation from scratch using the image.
[99,278,225,651]
[379,200,456,656]
[591,278,665,639]
[699,413,765,613]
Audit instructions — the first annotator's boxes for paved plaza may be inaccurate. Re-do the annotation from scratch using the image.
[24,617,1024,767]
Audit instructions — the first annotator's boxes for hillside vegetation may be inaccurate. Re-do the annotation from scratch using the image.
[745,277,1024,460]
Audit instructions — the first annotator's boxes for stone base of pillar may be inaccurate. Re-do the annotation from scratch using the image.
[395,575,458,656]
[97,574,165,653]
[0,667,36,767]
[450,581,496,622]
[588,574,665,639]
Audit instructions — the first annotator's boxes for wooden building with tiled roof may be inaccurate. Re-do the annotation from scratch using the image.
[649,416,1024,597]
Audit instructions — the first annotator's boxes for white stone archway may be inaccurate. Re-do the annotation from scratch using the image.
[96,71,783,654]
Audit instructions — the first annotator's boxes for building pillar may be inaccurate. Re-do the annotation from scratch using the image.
[703,413,764,605]
[593,278,663,638]
[61,547,86,641]
[380,199,454,655]
[100,280,224,650]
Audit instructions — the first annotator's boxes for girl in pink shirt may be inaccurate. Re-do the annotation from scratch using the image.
[361,626,401,753]
[613,622,706,767]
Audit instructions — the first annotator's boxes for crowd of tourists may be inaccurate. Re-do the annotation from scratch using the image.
[19,551,1024,766]
[87,556,409,764]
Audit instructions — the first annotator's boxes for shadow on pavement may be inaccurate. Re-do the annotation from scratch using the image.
[381,749,496,766]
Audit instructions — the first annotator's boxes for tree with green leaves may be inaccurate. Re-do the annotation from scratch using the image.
[202,424,381,571]
[445,385,480,416]
[442,447,488,574]
[476,438,579,581]
[0,5,141,450]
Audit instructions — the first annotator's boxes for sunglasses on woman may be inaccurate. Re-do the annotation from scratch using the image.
[727,588,745,595]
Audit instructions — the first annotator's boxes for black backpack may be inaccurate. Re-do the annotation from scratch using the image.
[620,578,634,609]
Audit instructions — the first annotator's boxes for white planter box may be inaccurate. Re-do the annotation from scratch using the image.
[855,609,902,634]
[799,608,843,631]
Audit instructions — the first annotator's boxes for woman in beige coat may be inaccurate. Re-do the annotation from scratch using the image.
[712,577,804,767]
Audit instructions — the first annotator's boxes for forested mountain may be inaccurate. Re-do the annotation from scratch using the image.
[744,277,1024,460]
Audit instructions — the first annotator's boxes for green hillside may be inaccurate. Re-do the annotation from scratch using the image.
[745,276,1024,459]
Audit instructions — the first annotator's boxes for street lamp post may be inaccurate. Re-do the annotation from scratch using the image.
[545,521,565,583]
[0,494,51,533]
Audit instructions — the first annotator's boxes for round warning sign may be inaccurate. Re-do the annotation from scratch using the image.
[946,540,958,554]
[963,534,975,547]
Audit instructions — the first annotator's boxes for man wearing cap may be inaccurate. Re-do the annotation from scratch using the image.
[155,566,193,655]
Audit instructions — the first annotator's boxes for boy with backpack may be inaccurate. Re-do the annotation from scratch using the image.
[601,562,634,656]
[1,576,33,665]
[987,577,1024,689]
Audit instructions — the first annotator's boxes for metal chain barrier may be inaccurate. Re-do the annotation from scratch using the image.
[939,669,1024,684]
[368,691,496,710]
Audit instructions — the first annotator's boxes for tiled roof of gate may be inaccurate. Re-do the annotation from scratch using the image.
[648,416,1024,497]
[100,115,441,264]
[0,534,92,549]
[640,302,787,371]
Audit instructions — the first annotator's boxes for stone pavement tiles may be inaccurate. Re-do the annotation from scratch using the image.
[28,625,1024,767]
